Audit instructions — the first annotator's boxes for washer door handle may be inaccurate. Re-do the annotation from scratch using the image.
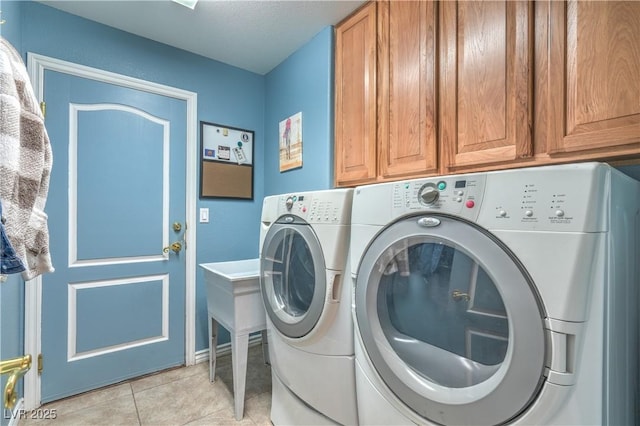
[329,272,342,302]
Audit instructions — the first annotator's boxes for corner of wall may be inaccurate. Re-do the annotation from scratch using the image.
[263,25,335,196]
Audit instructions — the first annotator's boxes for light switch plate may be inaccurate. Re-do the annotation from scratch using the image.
[199,208,209,223]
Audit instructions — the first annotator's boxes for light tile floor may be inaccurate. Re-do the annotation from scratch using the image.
[20,344,272,426]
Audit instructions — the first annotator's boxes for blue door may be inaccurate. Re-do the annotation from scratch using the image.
[0,275,26,425]
[41,70,187,402]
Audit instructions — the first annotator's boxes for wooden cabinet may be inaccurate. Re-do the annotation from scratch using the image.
[335,0,439,187]
[378,1,438,180]
[439,1,533,173]
[334,2,377,187]
[542,0,640,158]
[335,0,640,188]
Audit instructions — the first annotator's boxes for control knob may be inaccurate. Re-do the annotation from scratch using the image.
[418,184,439,205]
[285,196,294,211]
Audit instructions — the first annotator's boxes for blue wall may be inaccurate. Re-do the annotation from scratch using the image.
[264,27,335,195]
[5,1,267,352]
[3,1,339,355]
[0,0,22,47]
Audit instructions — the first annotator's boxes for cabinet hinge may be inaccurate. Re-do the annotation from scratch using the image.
[40,101,46,117]
[37,353,43,375]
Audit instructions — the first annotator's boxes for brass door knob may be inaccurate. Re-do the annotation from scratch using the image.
[452,290,470,302]
[163,241,183,254]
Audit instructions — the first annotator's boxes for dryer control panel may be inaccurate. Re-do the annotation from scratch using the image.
[391,175,487,221]
[353,163,611,233]
[477,164,608,232]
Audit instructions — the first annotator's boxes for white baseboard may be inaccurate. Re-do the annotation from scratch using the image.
[194,334,265,364]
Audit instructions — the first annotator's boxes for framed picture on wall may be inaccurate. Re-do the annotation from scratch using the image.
[199,121,254,199]
[279,112,302,172]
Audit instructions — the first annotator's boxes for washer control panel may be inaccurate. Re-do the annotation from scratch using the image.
[392,175,486,220]
[277,192,350,224]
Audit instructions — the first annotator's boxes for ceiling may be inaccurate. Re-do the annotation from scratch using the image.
[37,0,366,75]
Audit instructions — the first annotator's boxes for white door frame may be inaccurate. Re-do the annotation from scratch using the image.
[25,53,198,409]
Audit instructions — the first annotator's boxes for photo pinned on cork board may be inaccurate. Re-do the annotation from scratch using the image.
[279,112,302,172]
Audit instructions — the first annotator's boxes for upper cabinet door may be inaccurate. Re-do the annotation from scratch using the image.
[378,1,438,180]
[335,2,378,187]
[547,1,640,155]
[440,1,533,172]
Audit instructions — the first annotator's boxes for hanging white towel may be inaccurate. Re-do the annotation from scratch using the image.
[0,37,54,280]
[378,240,411,277]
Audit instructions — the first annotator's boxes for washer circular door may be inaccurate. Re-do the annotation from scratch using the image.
[261,215,326,338]
[355,214,547,425]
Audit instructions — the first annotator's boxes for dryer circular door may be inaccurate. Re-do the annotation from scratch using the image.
[355,214,547,425]
[261,215,326,338]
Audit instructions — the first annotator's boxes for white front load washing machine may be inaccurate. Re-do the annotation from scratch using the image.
[260,189,358,425]
[350,163,639,425]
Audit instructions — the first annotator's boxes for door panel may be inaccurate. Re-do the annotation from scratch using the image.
[547,1,640,154]
[378,0,438,179]
[440,0,533,170]
[74,106,166,261]
[41,70,186,402]
[334,1,378,186]
[70,276,166,359]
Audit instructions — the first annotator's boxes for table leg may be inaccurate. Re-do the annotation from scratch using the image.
[208,317,219,382]
[261,330,270,365]
[231,332,249,420]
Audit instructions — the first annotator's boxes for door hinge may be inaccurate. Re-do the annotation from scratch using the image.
[37,354,43,375]
[40,101,46,117]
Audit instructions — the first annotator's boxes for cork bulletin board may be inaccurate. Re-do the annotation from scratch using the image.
[200,121,254,200]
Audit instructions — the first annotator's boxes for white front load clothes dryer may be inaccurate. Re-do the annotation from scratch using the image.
[350,163,639,425]
[260,189,357,425]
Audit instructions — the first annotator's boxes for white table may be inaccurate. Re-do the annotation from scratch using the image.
[200,259,268,421]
